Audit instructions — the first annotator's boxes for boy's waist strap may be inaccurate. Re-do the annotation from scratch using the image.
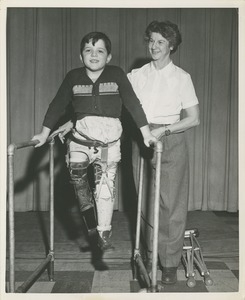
[69,129,119,148]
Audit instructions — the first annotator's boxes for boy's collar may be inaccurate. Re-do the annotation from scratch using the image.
[81,65,107,82]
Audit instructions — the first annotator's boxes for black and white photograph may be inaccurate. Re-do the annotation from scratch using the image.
[0,1,244,299]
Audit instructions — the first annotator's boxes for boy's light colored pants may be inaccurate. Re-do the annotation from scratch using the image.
[67,117,122,233]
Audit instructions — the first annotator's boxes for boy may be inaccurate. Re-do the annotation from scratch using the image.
[32,32,155,254]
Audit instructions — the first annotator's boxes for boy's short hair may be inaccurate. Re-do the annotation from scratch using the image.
[80,32,112,55]
[145,21,182,54]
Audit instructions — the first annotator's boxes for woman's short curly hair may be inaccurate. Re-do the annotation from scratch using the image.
[145,20,182,54]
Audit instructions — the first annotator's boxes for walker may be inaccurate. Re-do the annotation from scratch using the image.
[182,228,213,288]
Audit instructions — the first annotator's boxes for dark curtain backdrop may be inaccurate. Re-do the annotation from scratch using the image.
[7,8,238,212]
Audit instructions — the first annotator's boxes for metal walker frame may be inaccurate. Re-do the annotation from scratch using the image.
[182,228,213,288]
[7,137,56,293]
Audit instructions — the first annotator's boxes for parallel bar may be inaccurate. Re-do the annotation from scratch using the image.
[15,255,52,293]
[135,157,144,252]
[151,141,163,292]
[135,255,151,288]
[8,137,54,153]
[133,157,145,281]
[7,136,57,292]
[49,140,55,281]
[7,148,15,293]
[13,140,39,150]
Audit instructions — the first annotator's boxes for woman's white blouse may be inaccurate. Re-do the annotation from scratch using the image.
[127,61,199,124]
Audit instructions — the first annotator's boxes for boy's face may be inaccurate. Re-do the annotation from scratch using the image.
[80,39,112,73]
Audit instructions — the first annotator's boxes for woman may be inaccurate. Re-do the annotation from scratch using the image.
[127,20,200,285]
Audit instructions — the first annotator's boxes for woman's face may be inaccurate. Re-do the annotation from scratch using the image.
[148,32,172,62]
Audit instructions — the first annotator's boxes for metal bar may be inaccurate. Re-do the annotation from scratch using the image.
[135,157,144,252]
[7,136,57,292]
[7,145,15,293]
[151,141,163,292]
[8,136,55,152]
[133,157,144,281]
[15,255,52,293]
[135,255,151,288]
[49,140,55,281]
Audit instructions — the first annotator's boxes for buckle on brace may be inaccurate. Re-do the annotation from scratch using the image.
[101,146,108,165]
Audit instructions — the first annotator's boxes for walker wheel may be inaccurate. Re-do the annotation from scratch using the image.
[187,276,196,288]
[204,274,213,286]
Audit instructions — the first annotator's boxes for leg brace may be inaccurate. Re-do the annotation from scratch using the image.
[93,147,117,232]
[69,161,94,212]
[69,161,97,233]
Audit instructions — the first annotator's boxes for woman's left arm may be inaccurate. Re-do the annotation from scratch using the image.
[151,104,200,139]
[170,104,200,133]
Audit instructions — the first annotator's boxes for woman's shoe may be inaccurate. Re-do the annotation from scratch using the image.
[161,267,178,285]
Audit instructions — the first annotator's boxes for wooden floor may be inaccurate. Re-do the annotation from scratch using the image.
[5,210,239,293]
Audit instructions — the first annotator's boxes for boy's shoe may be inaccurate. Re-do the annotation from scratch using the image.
[91,243,109,271]
[98,230,115,251]
[161,267,178,285]
[88,228,97,237]
[87,229,109,271]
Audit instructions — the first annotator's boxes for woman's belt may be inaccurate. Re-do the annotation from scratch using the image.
[149,123,170,129]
